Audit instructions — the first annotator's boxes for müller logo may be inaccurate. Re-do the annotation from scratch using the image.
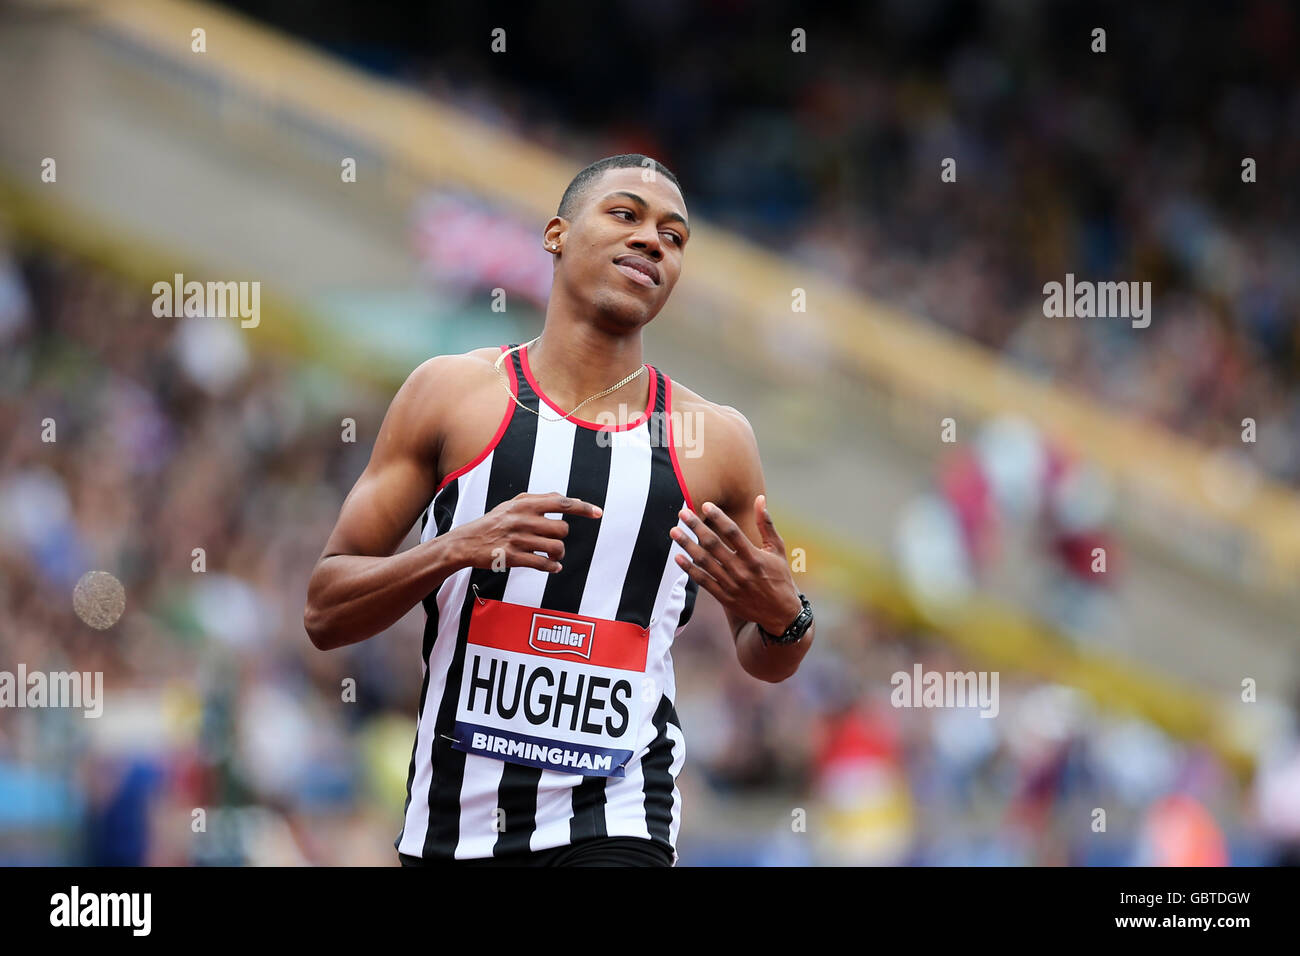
[529,613,595,659]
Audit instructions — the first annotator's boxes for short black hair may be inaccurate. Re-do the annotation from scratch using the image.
[556,154,683,220]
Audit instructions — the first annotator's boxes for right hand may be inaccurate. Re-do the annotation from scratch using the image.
[450,492,603,573]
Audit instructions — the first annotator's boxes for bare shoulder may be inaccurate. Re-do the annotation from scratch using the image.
[380,346,508,465]
[669,377,760,455]
[399,346,505,411]
[667,376,764,511]
[410,345,501,382]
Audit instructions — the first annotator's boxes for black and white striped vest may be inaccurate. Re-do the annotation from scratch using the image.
[396,343,698,862]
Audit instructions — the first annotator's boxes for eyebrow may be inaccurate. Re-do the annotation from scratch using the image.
[603,191,690,238]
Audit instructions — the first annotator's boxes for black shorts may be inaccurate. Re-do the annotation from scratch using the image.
[398,836,673,868]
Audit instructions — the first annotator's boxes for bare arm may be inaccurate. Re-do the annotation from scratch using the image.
[669,409,814,683]
[303,356,601,651]
[304,357,460,650]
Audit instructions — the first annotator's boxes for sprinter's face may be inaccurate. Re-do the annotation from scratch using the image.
[548,167,689,331]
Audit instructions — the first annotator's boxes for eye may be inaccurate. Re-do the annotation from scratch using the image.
[611,209,634,220]
[663,232,683,246]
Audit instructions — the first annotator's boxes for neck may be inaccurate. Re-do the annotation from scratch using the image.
[526,316,646,409]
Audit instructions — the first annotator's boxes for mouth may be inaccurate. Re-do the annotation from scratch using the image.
[613,255,661,288]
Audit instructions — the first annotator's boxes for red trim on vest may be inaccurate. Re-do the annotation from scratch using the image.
[519,343,654,431]
[433,345,517,495]
[664,373,697,512]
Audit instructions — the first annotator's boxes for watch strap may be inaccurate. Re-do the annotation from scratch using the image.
[758,593,813,646]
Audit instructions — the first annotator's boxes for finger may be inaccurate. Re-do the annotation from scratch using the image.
[699,501,757,562]
[670,525,737,590]
[534,494,603,519]
[519,516,571,539]
[677,507,738,567]
[754,494,785,554]
[670,509,743,582]
[509,551,563,573]
[517,535,564,562]
[676,509,748,582]
[674,552,727,602]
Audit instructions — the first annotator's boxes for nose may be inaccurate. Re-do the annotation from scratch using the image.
[628,226,664,260]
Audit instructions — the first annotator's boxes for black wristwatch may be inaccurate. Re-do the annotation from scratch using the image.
[758,592,813,646]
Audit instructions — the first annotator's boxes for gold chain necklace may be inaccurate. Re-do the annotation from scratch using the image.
[494,337,647,424]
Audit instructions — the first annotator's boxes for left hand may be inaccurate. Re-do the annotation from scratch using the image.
[670,495,803,637]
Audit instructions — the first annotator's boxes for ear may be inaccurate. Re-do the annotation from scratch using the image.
[543,216,567,251]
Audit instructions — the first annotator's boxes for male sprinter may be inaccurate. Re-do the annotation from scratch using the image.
[304,154,816,867]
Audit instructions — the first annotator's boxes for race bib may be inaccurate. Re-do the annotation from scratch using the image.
[452,596,649,777]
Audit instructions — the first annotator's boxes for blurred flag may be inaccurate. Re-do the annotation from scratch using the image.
[412,192,553,308]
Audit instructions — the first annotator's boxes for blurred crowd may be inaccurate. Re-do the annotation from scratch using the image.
[3,247,1299,865]
[363,0,1300,482]
[679,594,1300,867]
[0,245,407,864]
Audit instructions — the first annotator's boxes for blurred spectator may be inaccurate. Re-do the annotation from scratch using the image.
[251,0,1300,486]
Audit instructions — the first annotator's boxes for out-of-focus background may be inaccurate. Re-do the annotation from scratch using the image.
[2,0,1299,866]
